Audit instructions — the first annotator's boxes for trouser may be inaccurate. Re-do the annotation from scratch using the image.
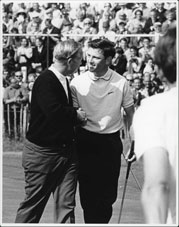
[15,139,78,223]
[76,128,122,223]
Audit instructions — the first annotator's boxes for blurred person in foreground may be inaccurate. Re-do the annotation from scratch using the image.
[15,39,86,223]
[132,24,177,224]
[71,38,134,223]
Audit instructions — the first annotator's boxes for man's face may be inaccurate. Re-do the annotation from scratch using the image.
[86,48,108,75]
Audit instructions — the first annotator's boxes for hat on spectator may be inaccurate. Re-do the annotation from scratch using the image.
[31,11,40,19]
[133,8,143,16]
[16,9,27,18]
[154,22,162,27]
[118,3,127,6]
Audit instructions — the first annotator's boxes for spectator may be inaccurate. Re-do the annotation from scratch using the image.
[141,72,157,98]
[143,57,155,74]
[154,3,167,24]
[42,18,61,66]
[138,37,155,63]
[118,37,131,61]
[2,11,14,33]
[31,37,47,70]
[131,77,145,109]
[135,2,151,20]
[111,46,127,75]
[13,9,28,34]
[127,46,143,74]
[126,8,146,34]
[3,76,29,139]
[14,37,33,72]
[144,9,159,34]
[161,8,176,34]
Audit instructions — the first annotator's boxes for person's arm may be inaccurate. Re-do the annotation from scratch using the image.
[123,105,134,132]
[141,147,170,224]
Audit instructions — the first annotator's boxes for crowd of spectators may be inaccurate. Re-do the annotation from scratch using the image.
[2,2,176,138]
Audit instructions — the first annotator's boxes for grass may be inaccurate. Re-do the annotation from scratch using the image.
[3,135,24,152]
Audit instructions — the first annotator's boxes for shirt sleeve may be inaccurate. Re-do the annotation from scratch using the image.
[70,79,80,109]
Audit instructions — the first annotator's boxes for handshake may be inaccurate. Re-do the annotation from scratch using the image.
[76,108,87,125]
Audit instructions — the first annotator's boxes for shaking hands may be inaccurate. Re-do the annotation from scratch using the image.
[76,108,87,125]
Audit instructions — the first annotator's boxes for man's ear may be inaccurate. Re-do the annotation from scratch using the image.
[67,57,72,65]
[105,56,113,66]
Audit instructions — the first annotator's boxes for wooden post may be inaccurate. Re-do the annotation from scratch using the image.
[7,104,11,137]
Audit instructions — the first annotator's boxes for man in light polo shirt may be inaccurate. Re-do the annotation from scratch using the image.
[70,38,134,223]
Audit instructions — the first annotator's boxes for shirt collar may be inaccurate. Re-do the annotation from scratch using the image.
[88,68,112,81]
[49,64,66,82]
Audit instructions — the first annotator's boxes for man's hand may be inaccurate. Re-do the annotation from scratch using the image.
[125,141,136,163]
[77,108,87,125]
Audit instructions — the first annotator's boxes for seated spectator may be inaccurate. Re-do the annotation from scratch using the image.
[134,2,151,20]
[8,27,21,50]
[125,73,134,87]
[131,77,145,109]
[138,37,155,63]
[116,21,128,34]
[161,8,176,34]
[127,46,143,74]
[144,9,160,34]
[126,8,146,34]
[115,3,133,21]
[110,47,127,75]
[74,17,97,35]
[14,37,33,72]
[98,21,116,42]
[118,37,131,61]
[31,37,47,70]
[141,72,157,97]
[110,11,128,33]
[143,57,155,74]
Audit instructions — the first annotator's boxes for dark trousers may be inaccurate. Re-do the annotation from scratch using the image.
[15,139,78,223]
[76,128,122,223]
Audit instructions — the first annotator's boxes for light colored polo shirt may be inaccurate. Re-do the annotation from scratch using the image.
[49,65,68,100]
[70,68,134,133]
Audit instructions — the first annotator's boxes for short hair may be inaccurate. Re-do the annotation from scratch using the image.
[53,39,82,61]
[154,24,176,83]
[87,38,115,59]
[115,47,124,55]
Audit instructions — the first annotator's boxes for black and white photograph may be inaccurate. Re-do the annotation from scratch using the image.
[1,0,178,226]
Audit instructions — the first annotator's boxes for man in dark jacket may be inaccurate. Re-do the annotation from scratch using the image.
[15,39,86,223]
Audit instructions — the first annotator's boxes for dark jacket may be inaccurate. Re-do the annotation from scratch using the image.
[32,45,48,70]
[26,69,77,147]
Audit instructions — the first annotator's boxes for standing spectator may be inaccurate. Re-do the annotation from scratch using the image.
[161,8,176,34]
[143,9,159,34]
[154,3,167,24]
[133,24,176,224]
[111,46,127,75]
[70,38,134,223]
[31,37,47,70]
[13,9,28,34]
[42,18,61,66]
[14,37,33,73]
[3,76,29,139]
[15,39,86,223]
